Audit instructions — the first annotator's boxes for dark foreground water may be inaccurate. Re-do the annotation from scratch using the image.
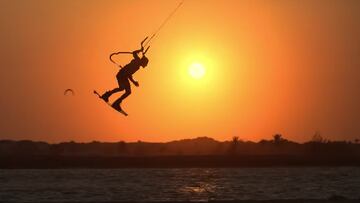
[1,168,360,202]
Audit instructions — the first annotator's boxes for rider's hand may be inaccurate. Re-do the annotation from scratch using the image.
[134,81,139,87]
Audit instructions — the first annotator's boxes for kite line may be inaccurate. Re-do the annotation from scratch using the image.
[109,1,184,67]
[143,1,184,47]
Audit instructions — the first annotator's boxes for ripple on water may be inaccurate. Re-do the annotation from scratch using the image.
[1,168,360,201]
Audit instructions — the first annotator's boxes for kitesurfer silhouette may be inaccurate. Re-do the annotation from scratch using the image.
[94,1,183,116]
[98,41,149,114]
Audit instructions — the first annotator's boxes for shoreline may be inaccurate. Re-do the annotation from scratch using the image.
[4,200,360,203]
[1,155,360,169]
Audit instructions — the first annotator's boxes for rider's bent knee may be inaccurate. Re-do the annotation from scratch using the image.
[125,89,131,95]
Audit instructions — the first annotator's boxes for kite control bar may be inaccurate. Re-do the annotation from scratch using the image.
[141,37,150,55]
[109,1,183,67]
[109,37,150,67]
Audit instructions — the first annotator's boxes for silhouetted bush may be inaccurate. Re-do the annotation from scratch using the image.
[229,136,239,155]
[273,134,285,145]
[1,136,359,158]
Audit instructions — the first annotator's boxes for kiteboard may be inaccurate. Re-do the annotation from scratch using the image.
[93,90,128,116]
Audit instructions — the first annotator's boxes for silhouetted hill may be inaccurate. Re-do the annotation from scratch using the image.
[1,136,360,168]
[1,136,360,157]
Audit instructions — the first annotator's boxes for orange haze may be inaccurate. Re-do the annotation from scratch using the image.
[1,0,360,143]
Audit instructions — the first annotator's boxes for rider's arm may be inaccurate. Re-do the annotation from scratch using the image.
[129,75,139,86]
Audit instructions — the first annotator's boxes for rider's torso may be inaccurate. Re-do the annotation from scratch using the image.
[118,59,141,78]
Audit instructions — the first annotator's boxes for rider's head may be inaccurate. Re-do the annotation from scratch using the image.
[140,56,149,68]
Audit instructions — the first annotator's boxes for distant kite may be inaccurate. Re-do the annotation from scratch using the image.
[64,89,75,96]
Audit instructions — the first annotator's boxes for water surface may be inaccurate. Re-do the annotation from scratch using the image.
[1,168,360,202]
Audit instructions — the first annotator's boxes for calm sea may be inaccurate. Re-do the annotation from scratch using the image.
[1,168,360,202]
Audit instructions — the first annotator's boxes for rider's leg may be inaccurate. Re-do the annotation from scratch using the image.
[101,74,126,102]
[101,88,122,102]
[112,82,131,109]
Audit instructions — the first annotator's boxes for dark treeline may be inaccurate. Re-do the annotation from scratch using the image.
[1,135,360,168]
[1,134,360,157]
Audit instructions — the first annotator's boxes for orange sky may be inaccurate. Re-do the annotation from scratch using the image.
[1,0,360,143]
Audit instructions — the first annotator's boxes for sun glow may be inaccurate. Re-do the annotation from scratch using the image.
[188,63,206,79]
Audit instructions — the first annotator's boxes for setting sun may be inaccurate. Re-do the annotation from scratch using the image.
[2,0,360,144]
[188,63,206,79]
